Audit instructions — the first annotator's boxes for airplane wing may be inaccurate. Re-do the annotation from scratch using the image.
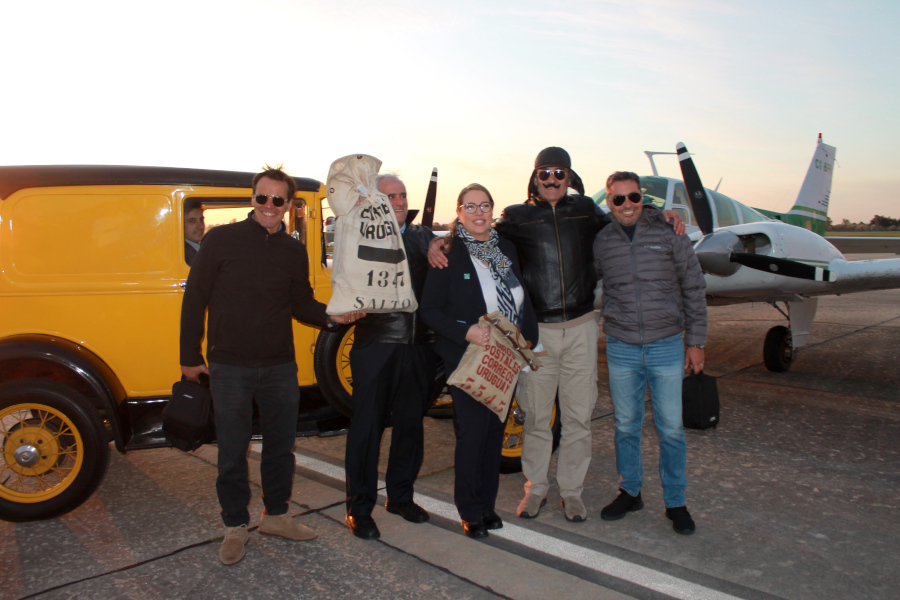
[822,255,900,294]
[824,236,900,255]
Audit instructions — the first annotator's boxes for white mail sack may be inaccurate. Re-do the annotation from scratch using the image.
[325,154,418,315]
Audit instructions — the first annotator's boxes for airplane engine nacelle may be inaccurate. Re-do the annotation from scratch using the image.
[694,231,743,277]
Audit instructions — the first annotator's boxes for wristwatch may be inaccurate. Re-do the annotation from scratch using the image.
[689,345,705,349]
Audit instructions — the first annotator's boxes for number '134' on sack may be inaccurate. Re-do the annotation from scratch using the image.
[325,154,418,315]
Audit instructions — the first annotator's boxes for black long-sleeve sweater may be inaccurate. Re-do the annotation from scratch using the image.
[180,214,329,368]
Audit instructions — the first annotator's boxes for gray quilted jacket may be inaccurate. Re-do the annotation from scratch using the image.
[592,205,707,347]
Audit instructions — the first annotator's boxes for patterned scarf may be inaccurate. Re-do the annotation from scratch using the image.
[457,224,522,324]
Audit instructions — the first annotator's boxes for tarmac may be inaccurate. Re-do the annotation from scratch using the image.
[2,260,899,600]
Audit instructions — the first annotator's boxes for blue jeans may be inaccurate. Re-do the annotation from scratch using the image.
[209,361,300,527]
[606,334,687,507]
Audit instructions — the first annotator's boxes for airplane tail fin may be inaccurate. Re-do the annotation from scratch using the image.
[787,134,836,235]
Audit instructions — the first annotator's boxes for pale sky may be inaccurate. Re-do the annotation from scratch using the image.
[2,0,898,225]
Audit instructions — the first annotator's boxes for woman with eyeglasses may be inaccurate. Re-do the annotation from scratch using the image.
[421,183,539,539]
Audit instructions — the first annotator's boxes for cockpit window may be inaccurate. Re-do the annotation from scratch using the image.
[738,202,767,224]
[710,190,739,227]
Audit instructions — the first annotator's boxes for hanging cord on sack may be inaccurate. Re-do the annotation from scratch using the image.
[485,315,545,372]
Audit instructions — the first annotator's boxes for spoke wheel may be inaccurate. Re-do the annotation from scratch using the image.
[0,379,109,522]
[499,395,560,474]
[313,326,355,417]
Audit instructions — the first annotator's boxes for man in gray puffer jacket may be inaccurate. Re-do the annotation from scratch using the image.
[592,171,707,535]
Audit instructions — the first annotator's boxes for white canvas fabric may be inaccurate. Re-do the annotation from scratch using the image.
[325,154,417,315]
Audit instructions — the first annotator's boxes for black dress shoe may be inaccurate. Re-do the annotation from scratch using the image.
[346,515,380,539]
[385,500,430,523]
[461,520,489,538]
[482,509,503,530]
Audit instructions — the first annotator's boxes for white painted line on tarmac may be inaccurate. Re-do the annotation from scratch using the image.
[269,445,744,600]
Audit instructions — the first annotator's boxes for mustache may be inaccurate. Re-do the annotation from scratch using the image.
[542,182,561,189]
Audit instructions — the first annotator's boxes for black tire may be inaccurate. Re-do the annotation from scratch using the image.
[763,325,793,372]
[0,379,110,522]
[313,326,355,417]
[498,395,561,474]
[313,327,447,419]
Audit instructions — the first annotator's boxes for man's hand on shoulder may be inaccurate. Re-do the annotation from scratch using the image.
[181,364,209,382]
[663,210,686,235]
[427,237,449,269]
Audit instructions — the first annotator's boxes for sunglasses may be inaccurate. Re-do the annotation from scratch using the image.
[460,202,494,214]
[254,194,287,207]
[610,192,643,207]
[537,169,567,181]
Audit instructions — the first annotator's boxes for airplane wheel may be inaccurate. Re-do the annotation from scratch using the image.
[0,379,110,522]
[763,325,793,372]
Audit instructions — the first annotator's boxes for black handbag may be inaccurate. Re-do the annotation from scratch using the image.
[681,371,719,430]
[162,375,215,451]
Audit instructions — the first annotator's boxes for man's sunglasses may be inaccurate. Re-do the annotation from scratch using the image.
[254,194,287,207]
[461,202,494,214]
[610,192,643,207]
[537,169,567,181]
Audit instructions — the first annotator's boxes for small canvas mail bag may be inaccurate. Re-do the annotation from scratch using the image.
[447,312,543,422]
[325,154,417,314]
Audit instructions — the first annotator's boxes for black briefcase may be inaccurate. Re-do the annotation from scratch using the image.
[681,371,719,430]
[163,376,215,451]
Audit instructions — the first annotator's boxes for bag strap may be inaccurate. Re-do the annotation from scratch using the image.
[484,314,546,371]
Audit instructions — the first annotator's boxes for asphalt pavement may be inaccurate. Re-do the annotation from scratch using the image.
[2,276,899,600]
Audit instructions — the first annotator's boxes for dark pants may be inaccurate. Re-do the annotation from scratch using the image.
[209,361,300,527]
[344,342,435,517]
[451,386,505,522]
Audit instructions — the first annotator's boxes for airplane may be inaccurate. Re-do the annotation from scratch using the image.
[591,135,900,372]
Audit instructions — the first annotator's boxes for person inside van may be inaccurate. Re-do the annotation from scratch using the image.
[184,198,205,266]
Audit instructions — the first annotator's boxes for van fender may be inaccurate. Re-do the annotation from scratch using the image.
[0,335,127,452]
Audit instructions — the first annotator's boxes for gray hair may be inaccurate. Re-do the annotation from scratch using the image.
[374,173,403,192]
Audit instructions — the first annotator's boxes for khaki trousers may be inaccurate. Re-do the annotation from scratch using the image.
[517,316,599,499]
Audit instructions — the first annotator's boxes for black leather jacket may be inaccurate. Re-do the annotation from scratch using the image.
[353,223,436,345]
[495,194,610,323]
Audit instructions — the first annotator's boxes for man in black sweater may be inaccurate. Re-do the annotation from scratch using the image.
[344,174,437,540]
[180,166,362,565]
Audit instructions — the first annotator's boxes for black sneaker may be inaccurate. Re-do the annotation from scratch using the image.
[665,506,695,535]
[600,489,644,521]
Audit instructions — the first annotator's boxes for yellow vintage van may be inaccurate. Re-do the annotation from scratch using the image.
[0,165,552,522]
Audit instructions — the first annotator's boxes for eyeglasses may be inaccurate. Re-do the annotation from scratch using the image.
[254,194,287,207]
[537,169,566,181]
[460,202,494,214]
[610,192,643,207]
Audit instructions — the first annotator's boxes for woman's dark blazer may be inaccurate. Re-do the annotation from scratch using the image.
[420,237,539,374]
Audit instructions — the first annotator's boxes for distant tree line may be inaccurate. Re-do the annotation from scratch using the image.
[827,216,900,231]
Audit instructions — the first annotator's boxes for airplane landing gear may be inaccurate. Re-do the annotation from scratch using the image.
[763,325,793,372]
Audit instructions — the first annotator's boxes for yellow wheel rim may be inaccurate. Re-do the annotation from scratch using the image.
[0,403,85,504]
[501,397,557,458]
[337,327,355,396]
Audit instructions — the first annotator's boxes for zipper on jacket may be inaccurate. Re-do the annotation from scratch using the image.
[626,225,645,345]
[551,204,567,321]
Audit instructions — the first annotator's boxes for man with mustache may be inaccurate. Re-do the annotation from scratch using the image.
[344,174,438,540]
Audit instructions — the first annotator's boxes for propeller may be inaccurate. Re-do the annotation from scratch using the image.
[676,142,833,282]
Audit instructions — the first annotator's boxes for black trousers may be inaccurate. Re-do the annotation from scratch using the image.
[209,361,299,527]
[344,341,436,516]
[451,386,505,522]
